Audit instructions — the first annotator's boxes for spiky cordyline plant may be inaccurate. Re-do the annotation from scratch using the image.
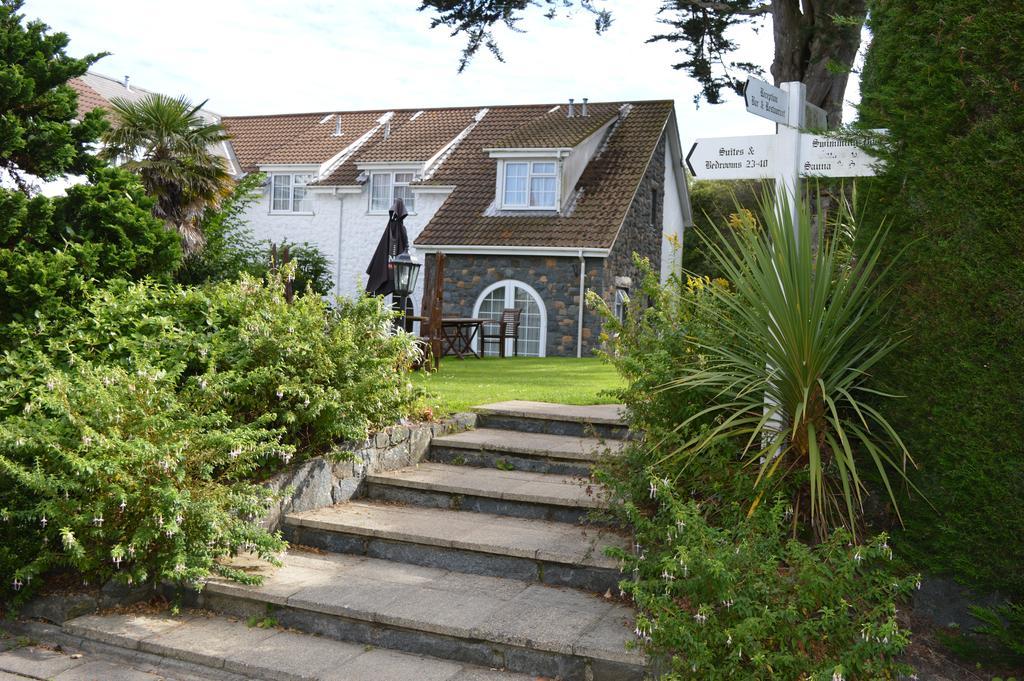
[666,191,916,542]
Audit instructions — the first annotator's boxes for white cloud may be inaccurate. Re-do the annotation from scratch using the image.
[25,0,862,151]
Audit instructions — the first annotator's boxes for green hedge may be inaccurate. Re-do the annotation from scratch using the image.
[858,0,1024,597]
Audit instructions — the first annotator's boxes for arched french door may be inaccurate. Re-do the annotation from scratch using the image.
[472,280,547,357]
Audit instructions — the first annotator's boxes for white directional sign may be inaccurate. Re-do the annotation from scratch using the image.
[686,134,776,180]
[744,77,789,126]
[799,134,881,177]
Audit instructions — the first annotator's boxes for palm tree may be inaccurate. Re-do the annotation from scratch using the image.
[101,94,233,255]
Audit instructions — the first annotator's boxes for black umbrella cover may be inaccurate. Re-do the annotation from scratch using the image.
[365,198,410,296]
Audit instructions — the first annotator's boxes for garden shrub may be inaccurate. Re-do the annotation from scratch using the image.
[1,270,420,605]
[858,0,1024,598]
[0,356,286,606]
[614,489,915,680]
[591,243,916,677]
[0,167,181,349]
[5,270,420,457]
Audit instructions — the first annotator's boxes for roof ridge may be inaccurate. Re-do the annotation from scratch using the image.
[221,100,674,121]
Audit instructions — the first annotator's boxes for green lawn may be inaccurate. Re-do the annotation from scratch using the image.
[413,357,625,414]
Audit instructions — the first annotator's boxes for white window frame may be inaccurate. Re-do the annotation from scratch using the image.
[367,170,417,214]
[471,279,548,357]
[499,160,560,211]
[269,173,313,214]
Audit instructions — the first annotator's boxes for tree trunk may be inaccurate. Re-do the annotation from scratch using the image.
[770,0,868,127]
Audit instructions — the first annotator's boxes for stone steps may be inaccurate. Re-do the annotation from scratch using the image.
[365,462,608,524]
[472,401,629,441]
[429,428,622,476]
[284,501,627,593]
[63,609,535,681]
[168,548,644,681]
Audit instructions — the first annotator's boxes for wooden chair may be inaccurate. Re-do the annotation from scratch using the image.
[481,308,522,358]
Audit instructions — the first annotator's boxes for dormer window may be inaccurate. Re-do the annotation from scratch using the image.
[501,161,557,209]
[270,173,312,213]
[369,171,416,213]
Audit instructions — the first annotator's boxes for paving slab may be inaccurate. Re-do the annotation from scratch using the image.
[199,549,640,668]
[64,612,190,650]
[0,645,81,678]
[53,659,162,681]
[318,647,464,681]
[368,462,607,508]
[474,401,626,426]
[65,612,530,681]
[286,502,627,568]
[431,429,622,461]
[139,614,278,668]
[221,629,363,681]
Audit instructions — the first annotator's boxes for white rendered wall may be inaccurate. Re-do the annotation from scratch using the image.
[661,143,685,283]
[242,183,450,316]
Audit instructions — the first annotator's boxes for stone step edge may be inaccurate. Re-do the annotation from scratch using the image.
[431,431,614,462]
[282,512,620,570]
[199,577,643,669]
[5,618,251,681]
[472,403,627,427]
[62,611,530,681]
[364,469,608,510]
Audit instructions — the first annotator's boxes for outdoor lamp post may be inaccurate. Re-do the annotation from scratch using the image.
[390,250,421,330]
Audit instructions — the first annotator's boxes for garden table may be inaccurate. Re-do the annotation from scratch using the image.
[412,317,486,359]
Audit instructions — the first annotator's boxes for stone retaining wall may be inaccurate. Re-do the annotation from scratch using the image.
[261,413,477,532]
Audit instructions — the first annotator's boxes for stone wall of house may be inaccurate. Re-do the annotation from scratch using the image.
[600,133,667,304]
[261,414,476,532]
[418,134,669,358]
[423,253,595,358]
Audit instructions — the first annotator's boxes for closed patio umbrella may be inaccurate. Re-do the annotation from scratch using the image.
[365,197,410,296]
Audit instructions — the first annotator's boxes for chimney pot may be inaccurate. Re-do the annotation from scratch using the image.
[567,98,575,118]
[581,98,588,117]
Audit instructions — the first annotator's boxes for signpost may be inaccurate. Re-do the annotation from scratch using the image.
[687,78,883,229]
[744,77,789,126]
[685,134,776,180]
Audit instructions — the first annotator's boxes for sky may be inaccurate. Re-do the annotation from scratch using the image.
[24,0,864,149]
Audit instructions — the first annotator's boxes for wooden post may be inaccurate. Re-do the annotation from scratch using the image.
[427,253,445,371]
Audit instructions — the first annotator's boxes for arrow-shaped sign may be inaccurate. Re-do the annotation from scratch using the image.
[686,134,777,180]
[744,77,789,126]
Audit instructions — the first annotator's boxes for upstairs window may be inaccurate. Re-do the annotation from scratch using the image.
[270,173,312,213]
[369,171,416,213]
[502,161,557,209]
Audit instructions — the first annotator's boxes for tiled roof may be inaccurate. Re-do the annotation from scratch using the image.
[221,99,674,250]
[416,100,672,250]
[222,113,327,172]
[490,102,620,149]
[68,78,108,117]
[356,107,480,163]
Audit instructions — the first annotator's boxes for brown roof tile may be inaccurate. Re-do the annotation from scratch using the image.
[415,100,672,250]
[69,78,110,118]
[356,107,480,163]
[220,99,674,251]
[221,113,326,172]
[491,102,620,149]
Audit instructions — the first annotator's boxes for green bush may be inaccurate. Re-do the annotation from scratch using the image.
[858,0,1024,597]
[0,167,181,348]
[0,356,286,605]
[1,270,420,605]
[615,491,915,680]
[6,270,420,456]
[592,240,916,677]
